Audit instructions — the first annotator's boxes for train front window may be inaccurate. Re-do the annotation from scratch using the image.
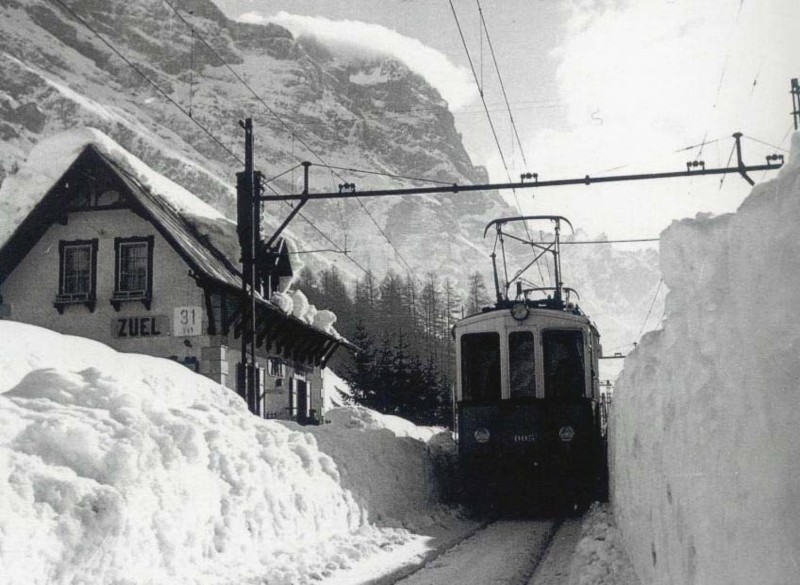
[543,330,585,400]
[461,332,501,401]
[509,331,536,398]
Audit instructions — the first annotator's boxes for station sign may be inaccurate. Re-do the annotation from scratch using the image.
[111,315,169,338]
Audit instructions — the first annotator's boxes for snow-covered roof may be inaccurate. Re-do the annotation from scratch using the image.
[0,128,226,247]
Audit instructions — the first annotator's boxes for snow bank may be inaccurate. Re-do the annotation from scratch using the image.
[610,132,800,585]
[567,504,640,585]
[0,322,454,585]
[303,406,456,530]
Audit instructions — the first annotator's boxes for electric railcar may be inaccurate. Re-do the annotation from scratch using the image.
[453,216,608,511]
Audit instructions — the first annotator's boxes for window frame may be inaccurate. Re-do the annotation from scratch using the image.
[112,235,154,311]
[55,238,98,314]
[459,331,502,403]
[542,328,587,401]
[268,358,285,378]
[508,330,537,399]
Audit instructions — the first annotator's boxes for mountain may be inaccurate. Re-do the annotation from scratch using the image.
[0,0,661,357]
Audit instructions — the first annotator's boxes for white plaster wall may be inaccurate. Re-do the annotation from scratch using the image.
[1,208,208,364]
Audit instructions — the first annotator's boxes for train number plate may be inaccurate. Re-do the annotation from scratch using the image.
[513,434,536,443]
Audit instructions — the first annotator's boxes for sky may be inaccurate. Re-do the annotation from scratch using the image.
[212,0,799,240]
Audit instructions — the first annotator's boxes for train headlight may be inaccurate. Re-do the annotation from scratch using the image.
[558,425,575,442]
[474,427,491,443]
[510,303,529,321]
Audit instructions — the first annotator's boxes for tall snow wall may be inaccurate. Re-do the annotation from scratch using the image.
[610,132,800,585]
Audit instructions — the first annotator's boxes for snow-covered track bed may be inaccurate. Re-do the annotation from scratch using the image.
[377,519,563,585]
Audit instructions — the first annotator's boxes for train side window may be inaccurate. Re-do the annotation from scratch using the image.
[509,331,536,398]
[542,330,585,400]
[460,332,501,402]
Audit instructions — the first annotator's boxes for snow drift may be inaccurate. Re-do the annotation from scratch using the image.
[0,321,454,585]
[610,132,800,585]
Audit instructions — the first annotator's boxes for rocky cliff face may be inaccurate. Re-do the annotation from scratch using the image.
[0,0,661,354]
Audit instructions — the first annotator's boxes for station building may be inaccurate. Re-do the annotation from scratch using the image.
[0,129,350,423]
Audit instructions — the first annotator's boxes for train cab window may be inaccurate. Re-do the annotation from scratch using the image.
[543,330,585,400]
[509,331,536,398]
[461,332,501,402]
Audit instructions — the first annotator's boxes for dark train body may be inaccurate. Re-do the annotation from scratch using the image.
[453,216,608,512]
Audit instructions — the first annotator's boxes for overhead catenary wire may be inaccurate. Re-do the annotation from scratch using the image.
[330,169,350,250]
[162,1,418,279]
[263,164,304,185]
[275,98,566,119]
[189,28,194,117]
[286,203,371,275]
[261,179,371,276]
[51,0,242,165]
[742,134,790,153]
[162,0,330,169]
[591,136,727,176]
[476,0,529,167]
[324,165,460,186]
[449,0,538,272]
[544,238,660,245]
[448,0,514,185]
[718,140,737,191]
[675,137,725,154]
[778,123,795,148]
[634,278,664,345]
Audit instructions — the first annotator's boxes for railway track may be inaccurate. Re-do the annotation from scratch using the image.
[371,516,579,585]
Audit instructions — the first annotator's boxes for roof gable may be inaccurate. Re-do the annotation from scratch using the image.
[0,145,242,290]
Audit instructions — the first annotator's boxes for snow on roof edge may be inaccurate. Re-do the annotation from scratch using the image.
[0,127,228,248]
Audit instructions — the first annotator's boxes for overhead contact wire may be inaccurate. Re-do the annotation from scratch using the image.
[52,0,242,165]
[165,1,417,278]
[449,0,535,256]
[476,0,528,167]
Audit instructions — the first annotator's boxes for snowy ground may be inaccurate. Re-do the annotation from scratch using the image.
[0,321,636,584]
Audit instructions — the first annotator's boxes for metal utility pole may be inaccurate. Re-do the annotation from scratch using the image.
[792,78,800,131]
[236,118,262,415]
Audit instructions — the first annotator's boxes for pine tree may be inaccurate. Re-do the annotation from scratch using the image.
[347,323,378,407]
[297,266,317,293]
[468,271,491,315]
[300,266,458,427]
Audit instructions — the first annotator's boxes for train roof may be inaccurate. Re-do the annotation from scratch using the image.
[455,301,599,335]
